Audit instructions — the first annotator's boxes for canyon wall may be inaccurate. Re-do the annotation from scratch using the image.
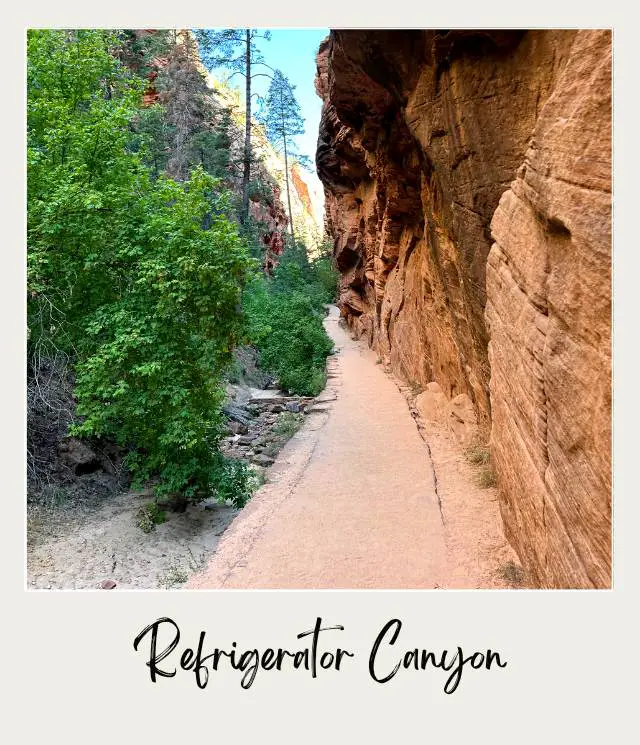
[315,30,611,588]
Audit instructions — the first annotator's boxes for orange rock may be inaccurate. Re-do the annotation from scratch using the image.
[315,30,611,588]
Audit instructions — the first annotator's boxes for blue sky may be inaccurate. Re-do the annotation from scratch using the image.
[206,28,329,167]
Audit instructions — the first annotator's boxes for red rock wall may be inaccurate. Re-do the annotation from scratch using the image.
[315,30,611,588]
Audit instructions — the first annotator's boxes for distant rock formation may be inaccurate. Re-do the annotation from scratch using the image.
[315,30,611,588]
[132,29,324,268]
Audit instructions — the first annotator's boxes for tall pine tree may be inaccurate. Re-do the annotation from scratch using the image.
[260,70,306,245]
[194,29,272,225]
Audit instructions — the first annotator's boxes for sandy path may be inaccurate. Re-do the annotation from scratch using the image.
[188,306,516,589]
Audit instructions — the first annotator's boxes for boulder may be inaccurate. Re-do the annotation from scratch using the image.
[57,437,101,476]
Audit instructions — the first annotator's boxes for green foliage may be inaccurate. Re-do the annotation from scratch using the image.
[237,213,275,264]
[129,104,172,176]
[261,412,304,457]
[194,28,272,76]
[27,29,336,510]
[214,457,256,509]
[247,178,273,204]
[28,29,251,501]
[136,501,167,533]
[260,70,305,156]
[122,30,235,184]
[273,412,303,439]
[243,243,337,396]
[189,124,232,179]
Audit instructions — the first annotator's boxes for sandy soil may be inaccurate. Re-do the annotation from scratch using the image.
[187,306,519,589]
[27,492,237,590]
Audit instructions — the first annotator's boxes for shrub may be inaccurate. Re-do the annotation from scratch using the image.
[499,560,526,587]
[28,30,252,501]
[476,466,497,489]
[244,281,333,395]
[465,444,491,466]
[242,242,337,396]
[247,178,274,204]
[214,457,256,509]
[136,502,166,533]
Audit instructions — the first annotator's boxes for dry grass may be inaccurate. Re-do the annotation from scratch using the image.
[464,442,496,488]
[498,560,526,587]
[464,443,491,466]
[476,465,497,489]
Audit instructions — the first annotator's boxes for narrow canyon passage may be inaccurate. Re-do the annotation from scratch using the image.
[188,306,512,589]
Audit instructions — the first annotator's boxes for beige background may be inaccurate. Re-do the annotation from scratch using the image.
[5,2,635,742]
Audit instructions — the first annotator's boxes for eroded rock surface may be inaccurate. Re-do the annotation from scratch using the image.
[315,30,611,588]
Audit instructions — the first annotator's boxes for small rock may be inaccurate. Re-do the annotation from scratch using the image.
[228,420,248,435]
[99,579,117,590]
[237,435,256,445]
[285,401,301,413]
[222,403,253,426]
[252,454,275,466]
[271,404,284,413]
[248,390,286,405]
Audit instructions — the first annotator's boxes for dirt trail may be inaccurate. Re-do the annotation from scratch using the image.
[188,306,517,589]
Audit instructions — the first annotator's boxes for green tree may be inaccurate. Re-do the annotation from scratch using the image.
[242,242,337,396]
[194,29,272,225]
[260,70,306,245]
[27,29,252,500]
[121,30,234,184]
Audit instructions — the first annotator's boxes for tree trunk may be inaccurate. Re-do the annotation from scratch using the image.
[279,89,296,246]
[283,132,295,246]
[241,29,251,225]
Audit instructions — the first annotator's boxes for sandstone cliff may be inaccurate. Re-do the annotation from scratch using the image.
[315,30,611,588]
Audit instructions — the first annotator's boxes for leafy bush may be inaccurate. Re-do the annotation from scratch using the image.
[214,457,256,509]
[243,281,333,396]
[27,30,252,501]
[247,178,274,204]
[136,502,167,533]
[241,239,338,396]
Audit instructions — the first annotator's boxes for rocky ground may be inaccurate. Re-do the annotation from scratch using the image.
[221,386,321,468]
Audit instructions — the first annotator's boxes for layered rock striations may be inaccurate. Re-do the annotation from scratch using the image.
[315,30,611,588]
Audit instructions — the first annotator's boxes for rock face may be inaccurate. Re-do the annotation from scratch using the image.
[315,30,611,588]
